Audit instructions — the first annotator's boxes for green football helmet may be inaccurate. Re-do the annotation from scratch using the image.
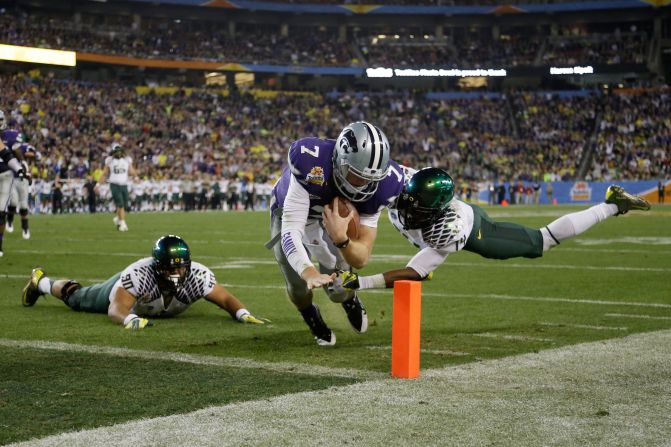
[110,143,124,158]
[396,167,455,230]
[152,235,191,291]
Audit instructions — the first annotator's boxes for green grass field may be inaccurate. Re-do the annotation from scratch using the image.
[1,206,670,445]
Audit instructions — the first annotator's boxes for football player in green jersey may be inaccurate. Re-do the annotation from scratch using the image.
[22,235,269,329]
[330,167,651,292]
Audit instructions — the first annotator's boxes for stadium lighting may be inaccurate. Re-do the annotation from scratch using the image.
[0,44,76,66]
[549,66,594,75]
[367,67,507,78]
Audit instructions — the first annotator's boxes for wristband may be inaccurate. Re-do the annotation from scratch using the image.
[235,308,250,321]
[334,237,350,249]
[123,313,139,326]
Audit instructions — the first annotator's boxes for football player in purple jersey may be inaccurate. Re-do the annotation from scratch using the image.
[0,110,32,257]
[269,121,405,346]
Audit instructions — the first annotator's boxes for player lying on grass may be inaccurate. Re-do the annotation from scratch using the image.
[329,167,651,291]
[21,234,269,329]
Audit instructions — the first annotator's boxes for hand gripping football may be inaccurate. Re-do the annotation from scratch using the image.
[330,196,360,240]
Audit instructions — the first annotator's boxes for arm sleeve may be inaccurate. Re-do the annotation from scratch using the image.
[406,247,450,278]
[280,175,313,275]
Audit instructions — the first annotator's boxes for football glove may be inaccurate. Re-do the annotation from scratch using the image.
[240,314,271,325]
[328,270,361,295]
[124,317,153,330]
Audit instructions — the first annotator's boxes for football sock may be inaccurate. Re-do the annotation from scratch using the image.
[541,203,618,251]
[21,218,29,231]
[38,277,53,295]
[7,206,16,225]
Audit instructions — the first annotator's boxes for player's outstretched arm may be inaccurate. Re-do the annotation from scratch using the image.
[108,287,152,329]
[206,284,270,324]
[330,267,429,293]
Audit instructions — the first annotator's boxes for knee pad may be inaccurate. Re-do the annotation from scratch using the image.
[61,280,82,302]
[19,208,28,217]
[324,286,353,304]
[0,212,5,226]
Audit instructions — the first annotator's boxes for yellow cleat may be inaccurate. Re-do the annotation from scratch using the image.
[22,268,46,307]
[605,185,651,215]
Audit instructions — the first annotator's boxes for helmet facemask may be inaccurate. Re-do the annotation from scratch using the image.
[333,122,391,202]
[152,235,191,293]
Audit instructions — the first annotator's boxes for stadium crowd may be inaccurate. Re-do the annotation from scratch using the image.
[1,73,668,215]
[0,8,650,68]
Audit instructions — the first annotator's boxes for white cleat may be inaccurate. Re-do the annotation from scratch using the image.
[113,216,120,227]
[22,230,30,240]
[5,223,13,233]
[118,222,129,232]
[0,250,3,257]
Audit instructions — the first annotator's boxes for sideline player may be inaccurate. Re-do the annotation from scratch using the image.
[0,109,31,257]
[22,235,269,328]
[269,121,404,346]
[98,143,135,231]
[330,167,651,291]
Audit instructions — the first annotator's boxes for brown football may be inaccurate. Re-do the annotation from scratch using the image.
[329,196,360,240]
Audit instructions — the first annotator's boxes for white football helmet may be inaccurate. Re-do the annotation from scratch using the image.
[333,121,391,202]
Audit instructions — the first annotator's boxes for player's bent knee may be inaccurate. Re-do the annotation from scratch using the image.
[61,280,82,303]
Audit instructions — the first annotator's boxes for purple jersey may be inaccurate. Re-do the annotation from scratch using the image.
[272,137,404,220]
[0,129,23,174]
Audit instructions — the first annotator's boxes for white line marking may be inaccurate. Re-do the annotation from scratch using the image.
[0,339,384,381]
[3,276,669,310]
[574,237,671,246]
[605,313,671,321]
[539,322,628,331]
[365,345,470,356]
[460,332,554,342]
[370,257,671,273]
[14,330,671,447]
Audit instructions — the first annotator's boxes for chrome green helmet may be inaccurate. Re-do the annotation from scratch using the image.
[396,167,455,230]
[152,235,191,291]
[110,143,124,158]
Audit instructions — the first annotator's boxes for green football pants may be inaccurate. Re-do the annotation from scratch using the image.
[464,204,544,260]
[66,273,121,314]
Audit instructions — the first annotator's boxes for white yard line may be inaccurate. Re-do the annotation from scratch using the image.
[365,345,470,356]
[605,313,671,321]
[0,339,384,381]
[539,322,628,331]
[9,330,671,447]
[460,332,554,342]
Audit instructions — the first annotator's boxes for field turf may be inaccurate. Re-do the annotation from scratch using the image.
[0,205,669,445]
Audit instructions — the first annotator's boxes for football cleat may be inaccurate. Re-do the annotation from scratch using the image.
[118,222,129,232]
[5,222,13,233]
[302,304,336,346]
[342,294,368,334]
[113,216,120,227]
[22,267,46,307]
[605,185,651,215]
[22,229,30,240]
